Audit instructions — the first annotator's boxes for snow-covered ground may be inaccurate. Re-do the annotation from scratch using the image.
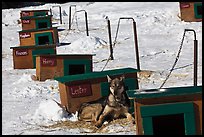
[2,2,202,135]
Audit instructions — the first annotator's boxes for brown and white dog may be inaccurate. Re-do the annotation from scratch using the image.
[78,75,135,128]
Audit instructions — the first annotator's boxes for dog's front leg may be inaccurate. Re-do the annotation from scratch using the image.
[124,112,135,124]
[95,106,112,128]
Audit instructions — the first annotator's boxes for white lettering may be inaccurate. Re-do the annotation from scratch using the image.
[22,12,30,17]
[42,58,55,65]
[22,20,30,24]
[16,50,28,56]
[71,86,87,96]
[20,33,31,39]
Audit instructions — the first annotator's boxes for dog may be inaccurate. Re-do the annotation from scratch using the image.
[77,97,105,122]
[77,75,135,128]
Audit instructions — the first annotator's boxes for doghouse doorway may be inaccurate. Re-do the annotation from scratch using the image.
[38,22,48,29]
[35,32,53,45]
[63,59,92,76]
[140,102,196,135]
[36,19,51,29]
[152,114,185,135]
[69,64,85,75]
[194,3,202,19]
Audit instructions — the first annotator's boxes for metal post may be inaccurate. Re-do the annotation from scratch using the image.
[133,21,140,70]
[194,39,198,86]
[106,17,114,60]
[69,6,72,30]
[52,5,62,24]
[85,11,89,36]
[114,17,140,70]
[50,8,52,15]
[75,10,89,36]
[184,29,198,86]
[68,5,76,30]
[59,6,62,24]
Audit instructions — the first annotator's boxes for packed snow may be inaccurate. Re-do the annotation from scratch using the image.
[2,2,202,135]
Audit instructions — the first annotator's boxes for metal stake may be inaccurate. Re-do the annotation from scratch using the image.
[68,5,76,30]
[114,17,140,70]
[106,16,114,60]
[184,29,198,86]
[52,5,62,24]
[75,10,89,36]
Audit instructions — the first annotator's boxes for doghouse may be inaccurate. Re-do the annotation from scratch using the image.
[10,45,56,69]
[20,10,49,18]
[19,27,59,46]
[21,15,52,30]
[35,54,94,81]
[179,2,202,22]
[126,86,202,135]
[54,67,140,113]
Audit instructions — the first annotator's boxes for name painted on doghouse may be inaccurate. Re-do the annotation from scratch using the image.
[20,32,31,39]
[21,12,30,17]
[22,19,30,24]
[15,49,29,56]
[40,57,56,66]
[180,3,190,8]
[69,84,92,98]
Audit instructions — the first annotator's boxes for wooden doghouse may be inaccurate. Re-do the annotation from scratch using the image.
[126,86,202,135]
[54,67,140,113]
[20,10,49,18]
[19,27,59,46]
[35,54,94,81]
[21,15,52,30]
[179,2,202,22]
[10,45,56,69]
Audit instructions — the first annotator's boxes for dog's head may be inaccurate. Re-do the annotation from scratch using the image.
[107,75,125,101]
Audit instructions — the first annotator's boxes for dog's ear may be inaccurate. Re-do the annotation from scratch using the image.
[120,74,125,81]
[107,75,112,83]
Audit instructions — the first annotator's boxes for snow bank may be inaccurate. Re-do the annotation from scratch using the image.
[13,73,33,85]
[57,35,108,54]
[30,99,78,125]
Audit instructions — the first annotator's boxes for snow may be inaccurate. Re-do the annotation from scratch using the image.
[2,2,202,135]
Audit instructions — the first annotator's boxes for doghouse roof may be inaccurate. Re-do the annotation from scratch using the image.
[54,67,139,83]
[10,44,56,49]
[126,85,202,99]
[21,10,49,12]
[18,27,58,33]
[34,54,95,57]
[20,15,52,20]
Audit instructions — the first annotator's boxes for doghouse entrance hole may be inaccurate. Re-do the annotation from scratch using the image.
[196,6,202,16]
[194,3,202,19]
[152,113,185,135]
[38,22,48,29]
[69,64,85,75]
[38,36,50,45]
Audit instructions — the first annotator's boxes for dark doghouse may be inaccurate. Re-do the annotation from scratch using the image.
[54,67,140,113]
[10,45,56,69]
[18,27,59,46]
[21,15,52,30]
[179,2,202,22]
[20,10,49,18]
[126,86,202,135]
[35,54,94,81]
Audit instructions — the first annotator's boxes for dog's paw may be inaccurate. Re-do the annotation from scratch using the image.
[95,122,102,128]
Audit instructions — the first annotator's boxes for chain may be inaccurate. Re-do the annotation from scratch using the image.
[112,19,121,47]
[101,19,122,71]
[60,10,78,44]
[159,31,186,88]
[74,12,81,31]
[101,56,112,71]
